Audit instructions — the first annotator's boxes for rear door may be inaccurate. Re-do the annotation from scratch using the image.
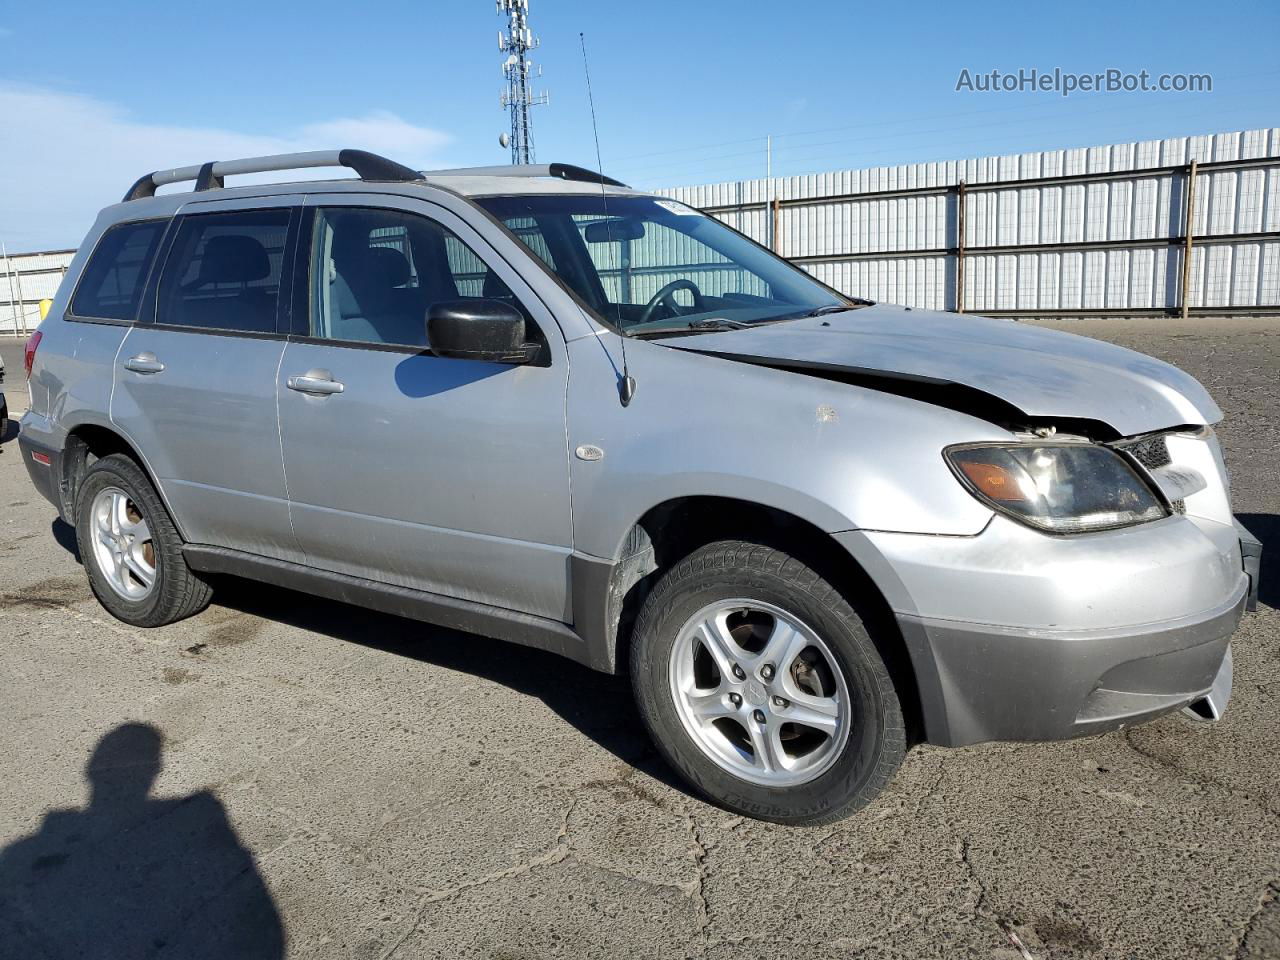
[112,198,303,561]
[276,194,573,620]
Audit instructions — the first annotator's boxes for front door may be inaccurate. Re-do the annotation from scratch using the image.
[276,196,573,621]
[112,200,302,561]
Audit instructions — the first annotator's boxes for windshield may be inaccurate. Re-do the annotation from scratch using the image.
[473,194,858,336]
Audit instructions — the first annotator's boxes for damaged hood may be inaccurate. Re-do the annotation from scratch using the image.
[660,304,1221,436]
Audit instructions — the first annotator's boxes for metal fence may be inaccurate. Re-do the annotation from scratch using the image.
[658,127,1280,318]
[5,128,1278,331]
[0,248,74,336]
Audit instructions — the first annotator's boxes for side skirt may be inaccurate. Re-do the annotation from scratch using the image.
[183,544,598,670]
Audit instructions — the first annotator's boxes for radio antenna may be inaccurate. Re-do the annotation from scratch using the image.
[580,31,635,407]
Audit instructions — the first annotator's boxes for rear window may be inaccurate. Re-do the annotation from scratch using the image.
[70,221,166,321]
[157,210,291,333]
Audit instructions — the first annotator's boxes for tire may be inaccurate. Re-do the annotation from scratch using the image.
[630,540,905,825]
[75,453,213,627]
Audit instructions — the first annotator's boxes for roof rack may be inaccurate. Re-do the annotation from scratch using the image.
[122,149,421,202]
[421,162,629,189]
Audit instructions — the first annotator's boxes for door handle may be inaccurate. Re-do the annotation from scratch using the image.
[123,352,165,374]
[286,369,345,396]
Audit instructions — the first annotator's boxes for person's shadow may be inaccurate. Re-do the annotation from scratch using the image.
[0,723,284,959]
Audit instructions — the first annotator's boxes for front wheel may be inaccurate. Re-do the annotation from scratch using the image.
[630,541,905,825]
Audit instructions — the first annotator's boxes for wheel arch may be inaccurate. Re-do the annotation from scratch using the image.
[571,494,927,741]
[59,420,187,540]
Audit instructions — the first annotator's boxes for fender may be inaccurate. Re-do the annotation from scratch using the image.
[52,413,190,542]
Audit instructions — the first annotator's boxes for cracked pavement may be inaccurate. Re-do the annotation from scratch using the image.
[1,318,1278,959]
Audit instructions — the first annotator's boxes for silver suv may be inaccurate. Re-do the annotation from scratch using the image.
[18,149,1261,824]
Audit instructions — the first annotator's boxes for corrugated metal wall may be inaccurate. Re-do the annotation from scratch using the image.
[658,127,1280,317]
[0,249,74,335]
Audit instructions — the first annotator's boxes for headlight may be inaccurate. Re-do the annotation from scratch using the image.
[945,443,1168,533]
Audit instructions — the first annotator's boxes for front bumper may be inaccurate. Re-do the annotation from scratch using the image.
[839,513,1257,747]
[1237,517,1263,612]
[896,583,1243,745]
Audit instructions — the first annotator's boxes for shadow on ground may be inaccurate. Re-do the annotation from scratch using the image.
[45,525,671,787]
[51,519,80,562]
[0,723,283,958]
[1237,513,1276,609]
[212,575,688,794]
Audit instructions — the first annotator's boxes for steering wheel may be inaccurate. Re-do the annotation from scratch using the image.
[637,278,706,326]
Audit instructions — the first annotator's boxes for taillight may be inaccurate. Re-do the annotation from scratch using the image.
[24,330,42,379]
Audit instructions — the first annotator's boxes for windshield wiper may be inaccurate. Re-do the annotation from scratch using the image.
[770,301,873,323]
[628,317,751,339]
[802,303,877,319]
[628,313,810,339]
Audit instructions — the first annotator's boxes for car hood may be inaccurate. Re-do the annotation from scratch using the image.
[659,304,1221,437]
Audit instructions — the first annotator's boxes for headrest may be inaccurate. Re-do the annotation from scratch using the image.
[331,224,369,268]
[365,246,411,288]
[194,235,270,285]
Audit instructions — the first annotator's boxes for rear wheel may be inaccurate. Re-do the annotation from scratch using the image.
[631,541,905,825]
[75,453,212,627]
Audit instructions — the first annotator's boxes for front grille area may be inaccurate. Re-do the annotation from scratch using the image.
[1117,434,1172,470]
[1115,433,1188,514]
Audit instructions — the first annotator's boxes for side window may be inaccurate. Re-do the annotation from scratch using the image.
[157,210,291,333]
[70,221,166,321]
[310,207,527,348]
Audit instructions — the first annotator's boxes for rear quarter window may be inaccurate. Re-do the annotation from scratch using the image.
[70,220,167,321]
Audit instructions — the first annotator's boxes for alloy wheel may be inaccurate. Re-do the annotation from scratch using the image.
[667,598,851,787]
[89,486,157,601]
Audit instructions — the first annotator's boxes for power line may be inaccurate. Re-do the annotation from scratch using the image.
[623,94,1276,188]
[611,65,1280,171]
[767,107,1272,180]
[626,107,1274,189]
[614,93,1126,167]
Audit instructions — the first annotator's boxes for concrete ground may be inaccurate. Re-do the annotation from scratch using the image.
[0,319,1277,960]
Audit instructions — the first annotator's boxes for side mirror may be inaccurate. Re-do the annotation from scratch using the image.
[426,299,533,363]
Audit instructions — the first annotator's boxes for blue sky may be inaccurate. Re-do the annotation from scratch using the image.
[2,0,1277,251]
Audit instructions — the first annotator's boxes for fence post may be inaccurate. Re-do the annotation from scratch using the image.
[766,136,775,252]
[1179,159,1198,320]
[619,237,632,303]
[2,243,21,336]
[955,180,967,313]
[12,259,27,336]
[772,195,781,255]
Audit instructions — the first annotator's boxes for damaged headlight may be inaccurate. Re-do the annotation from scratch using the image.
[945,443,1168,533]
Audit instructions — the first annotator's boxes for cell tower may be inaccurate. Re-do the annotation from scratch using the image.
[497,0,548,164]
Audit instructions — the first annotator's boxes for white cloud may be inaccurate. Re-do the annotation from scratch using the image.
[0,84,454,252]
